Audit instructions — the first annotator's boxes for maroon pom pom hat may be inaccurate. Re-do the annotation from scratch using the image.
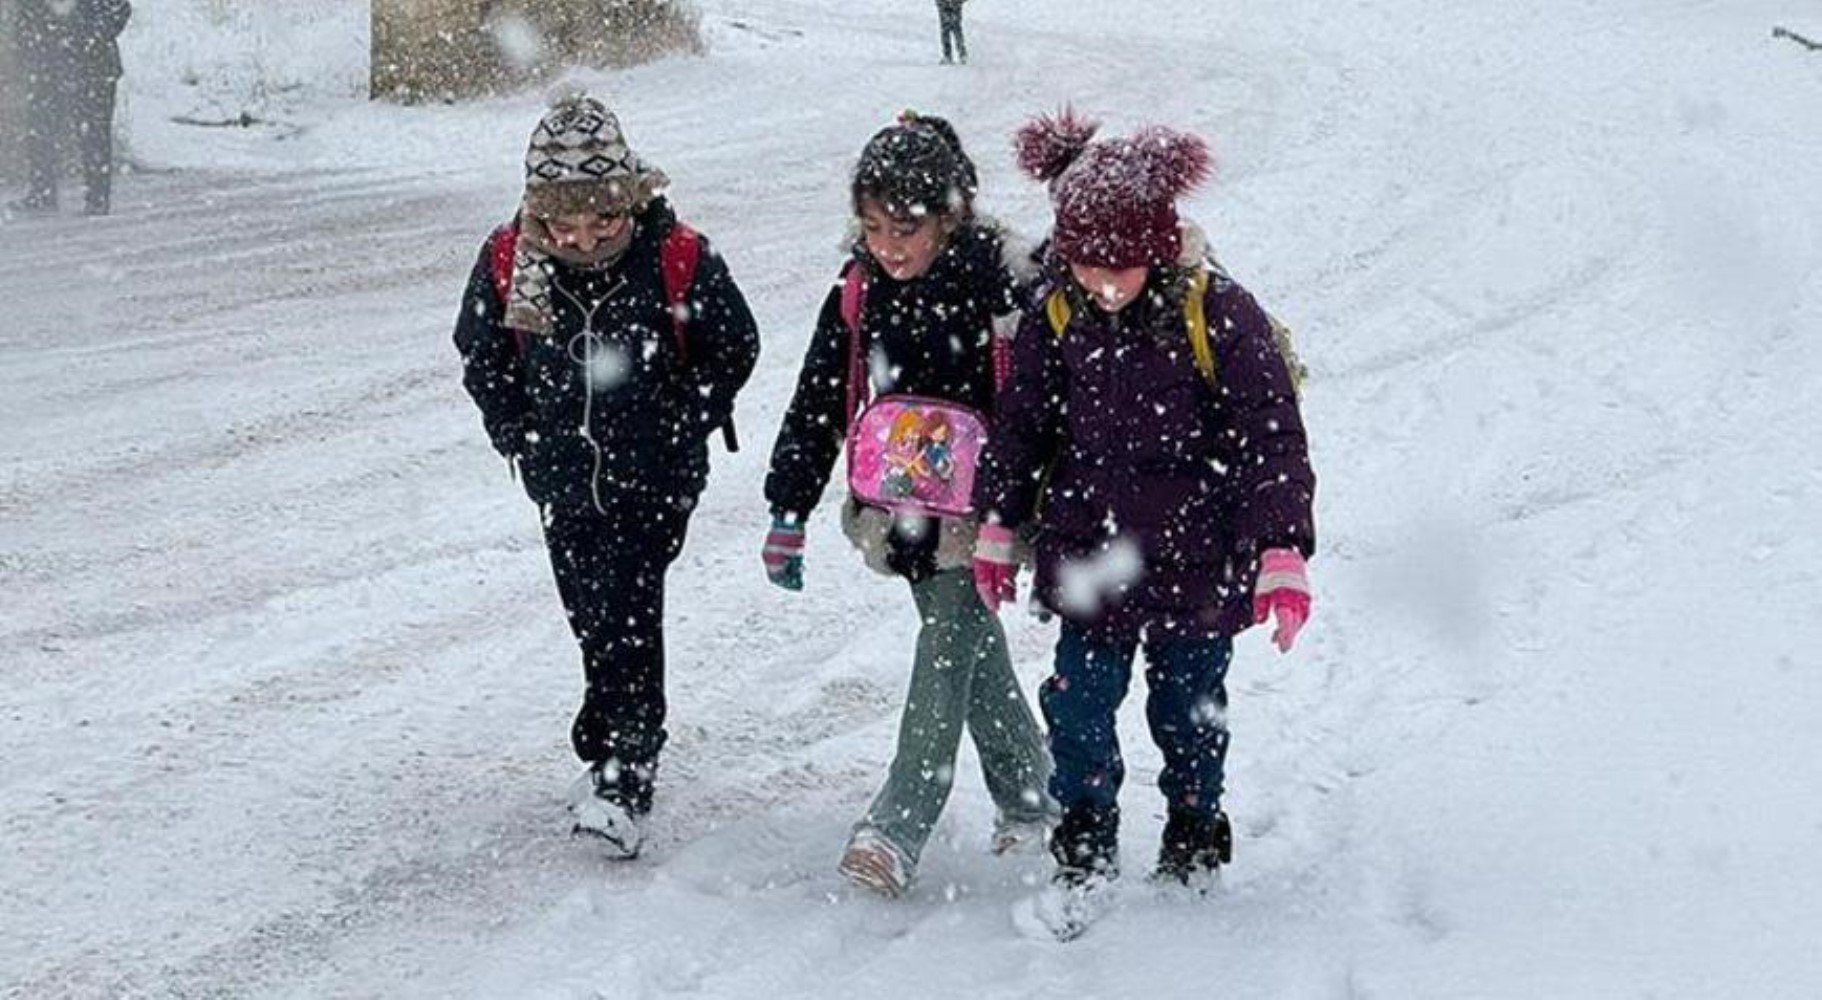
[1014,109,1213,269]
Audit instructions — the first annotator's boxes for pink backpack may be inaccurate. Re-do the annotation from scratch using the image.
[839,261,1008,519]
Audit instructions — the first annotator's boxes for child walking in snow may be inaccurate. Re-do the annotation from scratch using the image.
[453,95,759,858]
[971,111,1316,916]
[762,112,1054,896]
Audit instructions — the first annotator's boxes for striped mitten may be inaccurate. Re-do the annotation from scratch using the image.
[762,515,805,591]
[1252,548,1312,652]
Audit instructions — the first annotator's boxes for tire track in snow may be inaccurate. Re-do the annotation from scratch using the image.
[1,526,903,999]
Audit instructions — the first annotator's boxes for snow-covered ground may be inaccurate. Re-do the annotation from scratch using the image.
[4,0,1821,996]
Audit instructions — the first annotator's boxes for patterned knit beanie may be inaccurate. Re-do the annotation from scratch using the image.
[523,93,668,219]
[1014,109,1211,269]
[505,94,669,334]
[852,110,979,220]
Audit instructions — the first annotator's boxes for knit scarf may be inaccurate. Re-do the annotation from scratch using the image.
[502,209,637,336]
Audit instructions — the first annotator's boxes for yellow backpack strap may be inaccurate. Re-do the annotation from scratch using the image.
[1046,289,1072,337]
[1184,268,1216,388]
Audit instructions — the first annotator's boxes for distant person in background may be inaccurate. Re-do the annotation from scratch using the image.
[10,0,132,216]
[936,0,967,64]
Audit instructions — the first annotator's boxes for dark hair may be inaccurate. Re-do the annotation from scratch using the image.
[851,112,979,222]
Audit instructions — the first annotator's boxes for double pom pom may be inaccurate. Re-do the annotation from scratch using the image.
[1014,108,1213,202]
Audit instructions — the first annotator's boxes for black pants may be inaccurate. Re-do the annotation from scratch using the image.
[938,5,967,62]
[542,496,693,769]
[23,67,119,213]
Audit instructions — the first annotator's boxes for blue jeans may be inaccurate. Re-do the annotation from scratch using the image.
[1041,622,1233,819]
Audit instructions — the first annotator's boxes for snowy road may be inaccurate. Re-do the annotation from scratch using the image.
[4,0,1821,996]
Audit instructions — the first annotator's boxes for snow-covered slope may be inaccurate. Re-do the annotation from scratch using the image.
[3,0,1819,996]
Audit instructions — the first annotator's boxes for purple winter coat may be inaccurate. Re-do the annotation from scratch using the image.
[973,264,1315,642]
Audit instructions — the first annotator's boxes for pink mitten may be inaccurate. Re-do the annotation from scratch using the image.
[973,523,1018,613]
[1252,548,1312,653]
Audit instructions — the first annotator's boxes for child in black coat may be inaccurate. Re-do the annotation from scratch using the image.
[761,113,1053,895]
[454,95,759,858]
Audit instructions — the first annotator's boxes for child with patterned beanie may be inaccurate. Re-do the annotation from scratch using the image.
[453,95,759,859]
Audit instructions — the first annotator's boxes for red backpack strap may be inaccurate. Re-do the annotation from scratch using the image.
[840,260,870,420]
[990,326,1013,392]
[488,220,529,354]
[660,222,702,363]
[660,222,740,451]
[489,221,518,308]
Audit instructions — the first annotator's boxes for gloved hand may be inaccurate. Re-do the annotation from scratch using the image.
[762,514,805,591]
[1252,548,1312,653]
[973,522,1018,613]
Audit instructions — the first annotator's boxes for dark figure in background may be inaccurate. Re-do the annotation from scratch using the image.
[12,0,132,216]
[936,0,967,64]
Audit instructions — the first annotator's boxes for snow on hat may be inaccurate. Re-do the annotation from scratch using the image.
[852,109,979,220]
[1015,109,1212,269]
[523,93,668,218]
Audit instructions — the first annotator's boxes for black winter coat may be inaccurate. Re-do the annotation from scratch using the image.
[454,199,760,514]
[764,221,1025,522]
[15,0,131,79]
[763,221,1029,581]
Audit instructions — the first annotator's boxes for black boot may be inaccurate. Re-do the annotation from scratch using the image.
[1028,803,1121,941]
[1154,807,1232,884]
[592,757,656,816]
[1050,802,1119,884]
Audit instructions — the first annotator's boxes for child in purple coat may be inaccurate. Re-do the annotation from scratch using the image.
[971,111,1317,901]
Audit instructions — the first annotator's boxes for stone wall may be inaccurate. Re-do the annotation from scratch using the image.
[371,0,492,104]
[371,0,701,104]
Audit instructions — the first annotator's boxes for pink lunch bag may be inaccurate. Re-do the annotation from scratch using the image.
[846,395,988,519]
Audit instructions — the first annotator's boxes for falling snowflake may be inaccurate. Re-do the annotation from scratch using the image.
[488,13,545,72]
[1055,536,1144,615]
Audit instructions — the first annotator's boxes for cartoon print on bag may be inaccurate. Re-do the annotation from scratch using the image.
[881,406,958,501]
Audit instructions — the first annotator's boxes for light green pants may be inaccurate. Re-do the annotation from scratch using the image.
[856,568,1053,865]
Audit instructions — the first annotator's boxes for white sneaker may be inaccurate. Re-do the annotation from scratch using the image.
[567,767,646,860]
[990,815,1053,856]
[838,828,913,897]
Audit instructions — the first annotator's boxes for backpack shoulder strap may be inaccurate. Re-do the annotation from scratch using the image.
[488,221,519,308]
[840,260,870,419]
[660,222,702,363]
[840,258,867,336]
[487,221,531,355]
[990,321,1013,392]
[658,221,741,451]
[1183,267,1216,389]
[1045,288,1071,338]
